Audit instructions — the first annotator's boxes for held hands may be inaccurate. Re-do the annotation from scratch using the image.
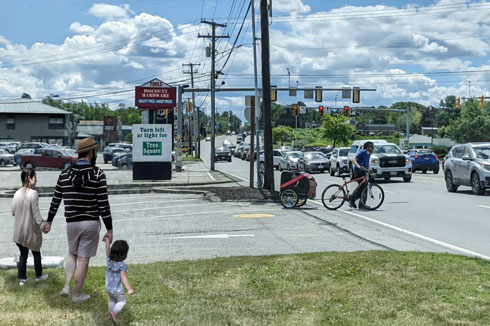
[102,229,113,243]
[42,222,52,234]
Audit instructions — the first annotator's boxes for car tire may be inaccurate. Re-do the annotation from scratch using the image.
[228,157,232,162]
[384,177,391,181]
[25,163,34,169]
[422,169,427,174]
[445,170,459,192]
[433,168,439,174]
[329,166,334,176]
[471,172,485,195]
[403,176,411,182]
[287,164,290,171]
[121,164,129,170]
[104,159,108,164]
[349,166,354,179]
[0,160,5,167]
[336,165,341,177]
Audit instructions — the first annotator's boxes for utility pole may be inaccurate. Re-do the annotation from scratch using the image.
[176,85,184,172]
[199,20,229,171]
[260,0,274,192]
[251,0,261,189]
[183,63,200,158]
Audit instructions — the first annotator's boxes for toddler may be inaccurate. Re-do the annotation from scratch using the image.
[104,237,134,325]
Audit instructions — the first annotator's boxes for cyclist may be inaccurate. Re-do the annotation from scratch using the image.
[350,141,374,208]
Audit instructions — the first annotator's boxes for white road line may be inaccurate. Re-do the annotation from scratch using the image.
[384,190,395,194]
[111,202,218,214]
[207,172,216,181]
[166,234,255,239]
[309,199,490,260]
[115,207,281,222]
[217,169,249,182]
[478,205,490,209]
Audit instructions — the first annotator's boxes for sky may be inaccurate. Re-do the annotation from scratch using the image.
[1,0,489,123]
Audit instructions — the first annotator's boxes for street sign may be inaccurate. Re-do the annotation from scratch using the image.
[342,87,351,99]
[132,124,172,162]
[289,87,297,96]
[135,78,176,109]
[244,107,261,122]
[304,89,313,99]
[299,105,307,114]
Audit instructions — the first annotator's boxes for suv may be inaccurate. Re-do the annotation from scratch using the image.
[330,147,350,176]
[103,143,132,163]
[444,143,490,195]
[348,139,412,182]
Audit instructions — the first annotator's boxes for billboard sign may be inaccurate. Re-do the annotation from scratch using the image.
[132,124,172,162]
[135,78,176,109]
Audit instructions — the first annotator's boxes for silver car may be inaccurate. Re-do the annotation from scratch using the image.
[0,148,16,167]
[297,151,329,173]
[444,142,490,195]
[329,147,350,176]
[278,151,303,171]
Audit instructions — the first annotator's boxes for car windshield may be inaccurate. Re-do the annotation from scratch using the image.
[339,149,349,156]
[287,152,301,158]
[0,149,7,154]
[305,153,325,160]
[373,145,402,155]
[61,150,76,156]
[473,146,490,159]
[217,147,228,152]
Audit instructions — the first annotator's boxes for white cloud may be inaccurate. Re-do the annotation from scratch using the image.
[89,3,130,20]
[273,0,311,14]
[69,22,95,35]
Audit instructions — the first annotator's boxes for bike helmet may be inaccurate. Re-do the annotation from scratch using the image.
[363,141,374,149]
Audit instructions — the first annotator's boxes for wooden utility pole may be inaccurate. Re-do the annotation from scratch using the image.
[183,63,200,158]
[260,0,274,192]
[199,20,229,171]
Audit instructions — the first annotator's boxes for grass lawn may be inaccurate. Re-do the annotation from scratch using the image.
[2,251,490,326]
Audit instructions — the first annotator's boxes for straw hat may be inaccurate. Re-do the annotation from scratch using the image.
[76,137,100,153]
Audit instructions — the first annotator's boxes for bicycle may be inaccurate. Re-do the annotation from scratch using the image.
[321,169,385,210]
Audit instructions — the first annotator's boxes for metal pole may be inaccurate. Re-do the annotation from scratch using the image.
[252,0,261,189]
[406,107,410,141]
[249,97,255,188]
[176,86,183,172]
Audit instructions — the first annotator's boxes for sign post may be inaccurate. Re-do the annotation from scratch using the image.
[134,78,176,180]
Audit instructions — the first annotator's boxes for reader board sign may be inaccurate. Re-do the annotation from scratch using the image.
[132,124,172,162]
[135,86,176,109]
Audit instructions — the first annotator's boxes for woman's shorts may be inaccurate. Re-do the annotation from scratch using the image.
[67,220,101,258]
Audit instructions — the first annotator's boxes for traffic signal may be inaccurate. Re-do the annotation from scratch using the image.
[293,105,299,117]
[456,97,461,110]
[315,86,322,102]
[353,87,360,103]
[271,85,277,102]
[187,100,192,112]
[319,105,324,116]
[480,95,485,107]
[344,106,349,116]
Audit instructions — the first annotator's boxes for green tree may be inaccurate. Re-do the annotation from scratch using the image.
[446,100,490,142]
[125,133,133,142]
[272,126,294,144]
[319,115,354,147]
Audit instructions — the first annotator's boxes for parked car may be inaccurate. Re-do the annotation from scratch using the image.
[205,136,211,141]
[247,145,264,161]
[112,150,132,167]
[278,151,303,171]
[215,146,232,162]
[316,146,333,156]
[300,146,316,152]
[20,148,77,169]
[14,148,35,165]
[0,142,17,154]
[240,144,250,160]
[236,135,243,144]
[0,149,16,167]
[408,149,439,174]
[18,142,47,151]
[116,153,133,169]
[279,145,292,151]
[329,147,350,176]
[297,151,329,173]
[228,144,236,155]
[258,149,285,170]
[103,144,132,163]
[348,139,412,182]
[234,143,245,158]
[444,142,490,195]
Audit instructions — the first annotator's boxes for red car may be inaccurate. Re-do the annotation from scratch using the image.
[20,148,77,170]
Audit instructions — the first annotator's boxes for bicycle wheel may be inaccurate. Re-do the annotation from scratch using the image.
[280,189,299,208]
[360,183,384,210]
[321,184,346,210]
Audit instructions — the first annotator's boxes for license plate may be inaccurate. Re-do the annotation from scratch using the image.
[318,165,323,168]
[424,157,430,160]
[390,171,397,176]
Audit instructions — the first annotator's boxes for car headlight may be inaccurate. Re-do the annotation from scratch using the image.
[483,164,490,172]
[406,158,411,163]
[371,159,379,164]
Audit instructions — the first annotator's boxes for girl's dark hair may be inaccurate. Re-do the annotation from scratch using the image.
[21,168,36,187]
[110,240,129,262]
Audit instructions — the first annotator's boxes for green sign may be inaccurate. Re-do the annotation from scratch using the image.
[143,141,162,156]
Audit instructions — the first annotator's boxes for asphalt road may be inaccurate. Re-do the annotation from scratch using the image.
[203,135,490,260]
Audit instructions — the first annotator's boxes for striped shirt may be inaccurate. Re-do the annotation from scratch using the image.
[48,160,112,230]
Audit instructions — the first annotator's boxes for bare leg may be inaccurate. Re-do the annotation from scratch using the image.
[73,257,90,297]
[64,253,77,288]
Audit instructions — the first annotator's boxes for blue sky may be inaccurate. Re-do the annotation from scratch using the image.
[1,0,489,123]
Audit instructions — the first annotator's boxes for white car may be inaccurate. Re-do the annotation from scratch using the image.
[329,147,350,176]
[259,149,285,170]
[278,151,303,171]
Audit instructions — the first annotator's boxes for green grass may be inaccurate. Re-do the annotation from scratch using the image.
[2,251,490,325]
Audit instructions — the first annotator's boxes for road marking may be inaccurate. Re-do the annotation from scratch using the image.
[308,199,490,260]
[384,190,395,194]
[207,172,216,181]
[111,202,218,214]
[217,169,249,182]
[166,234,255,239]
[115,207,281,222]
[478,205,490,209]
[234,213,275,218]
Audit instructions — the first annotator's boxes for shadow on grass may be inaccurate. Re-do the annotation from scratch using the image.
[4,269,134,325]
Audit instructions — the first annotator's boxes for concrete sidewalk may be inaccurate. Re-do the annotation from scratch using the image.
[0,161,242,198]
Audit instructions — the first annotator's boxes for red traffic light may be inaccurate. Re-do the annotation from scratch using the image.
[319,105,324,116]
[344,106,349,116]
[293,105,299,117]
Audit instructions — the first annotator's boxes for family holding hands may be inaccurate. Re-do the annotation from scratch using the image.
[12,137,134,325]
